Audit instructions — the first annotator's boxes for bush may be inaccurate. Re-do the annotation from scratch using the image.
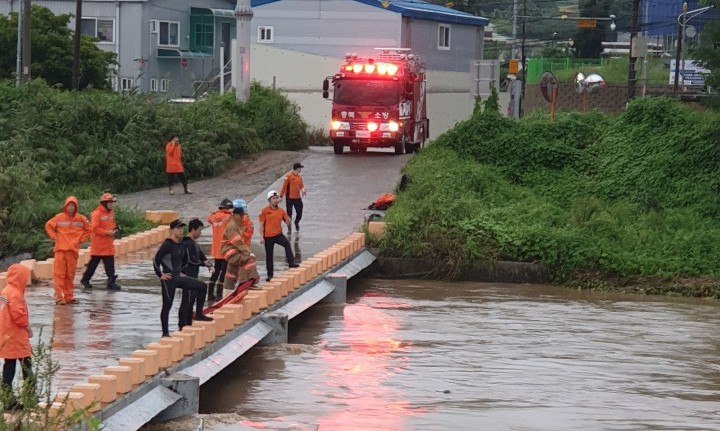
[380,97,720,294]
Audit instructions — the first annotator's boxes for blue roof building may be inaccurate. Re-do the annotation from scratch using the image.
[641,0,720,37]
[249,0,490,72]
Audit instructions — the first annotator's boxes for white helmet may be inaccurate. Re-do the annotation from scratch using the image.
[267,190,279,200]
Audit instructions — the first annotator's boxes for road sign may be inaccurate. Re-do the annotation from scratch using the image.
[576,19,596,30]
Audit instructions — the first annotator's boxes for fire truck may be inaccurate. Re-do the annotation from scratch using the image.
[322,48,429,155]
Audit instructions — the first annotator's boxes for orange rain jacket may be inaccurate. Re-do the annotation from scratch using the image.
[165,141,184,174]
[90,204,117,256]
[280,171,305,200]
[44,196,91,253]
[208,209,233,260]
[0,265,31,359]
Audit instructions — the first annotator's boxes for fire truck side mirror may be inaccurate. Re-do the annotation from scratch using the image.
[322,79,329,99]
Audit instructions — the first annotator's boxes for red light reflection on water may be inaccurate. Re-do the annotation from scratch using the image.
[315,299,425,431]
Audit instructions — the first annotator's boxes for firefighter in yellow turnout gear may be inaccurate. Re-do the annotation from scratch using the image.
[220,199,259,291]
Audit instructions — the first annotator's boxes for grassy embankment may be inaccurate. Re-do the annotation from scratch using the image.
[0,80,311,262]
[377,93,720,297]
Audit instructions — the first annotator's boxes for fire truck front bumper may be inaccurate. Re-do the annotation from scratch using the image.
[331,130,397,145]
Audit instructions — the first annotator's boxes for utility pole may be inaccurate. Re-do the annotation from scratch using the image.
[20,0,31,83]
[72,0,83,90]
[520,0,527,116]
[511,0,518,59]
[15,0,22,86]
[673,3,686,93]
[234,0,253,102]
[627,0,640,102]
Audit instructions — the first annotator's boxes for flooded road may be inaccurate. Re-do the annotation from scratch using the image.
[197,279,720,430]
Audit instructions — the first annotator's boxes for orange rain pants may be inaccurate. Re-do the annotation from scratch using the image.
[54,251,79,302]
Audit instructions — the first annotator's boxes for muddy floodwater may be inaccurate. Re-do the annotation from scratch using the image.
[193,278,720,430]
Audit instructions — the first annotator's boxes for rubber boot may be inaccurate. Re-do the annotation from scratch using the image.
[215,284,223,301]
[107,275,121,291]
[207,282,216,301]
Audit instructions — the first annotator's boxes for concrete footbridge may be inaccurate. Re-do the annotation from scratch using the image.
[2,148,409,429]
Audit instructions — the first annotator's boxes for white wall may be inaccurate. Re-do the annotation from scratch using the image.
[245,45,476,139]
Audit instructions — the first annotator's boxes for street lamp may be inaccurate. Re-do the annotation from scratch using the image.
[673,3,714,93]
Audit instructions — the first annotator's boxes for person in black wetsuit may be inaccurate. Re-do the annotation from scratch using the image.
[179,218,213,328]
[153,219,212,337]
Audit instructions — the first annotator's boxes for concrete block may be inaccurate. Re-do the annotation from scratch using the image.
[119,357,146,385]
[19,260,35,285]
[259,312,289,345]
[33,260,54,281]
[367,221,387,237]
[145,210,180,225]
[131,350,160,375]
[153,373,199,423]
[300,262,316,280]
[71,383,102,412]
[210,313,228,335]
[213,309,236,330]
[146,342,173,368]
[125,236,138,253]
[191,320,217,344]
[261,282,282,302]
[171,331,196,356]
[0,275,7,289]
[246,291,268,311]
[182,326,206,350]
[218,304,243,325]
[159,337,184,362]
[271,276,290,297]
[113,240,127,256]
[324,273,348,304]
[54,391,86,412]
[241,302,252,320]
[88,374,118,403]
[103,365,133,394]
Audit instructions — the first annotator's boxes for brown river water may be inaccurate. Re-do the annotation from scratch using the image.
[192,278,720,431]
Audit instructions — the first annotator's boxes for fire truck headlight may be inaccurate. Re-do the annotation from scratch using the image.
[364,64,376,73]
[387,64,399,75]
[332,121,350,130]
[380,121,399,132]
[352,64,363,73]
[367,122,379,132]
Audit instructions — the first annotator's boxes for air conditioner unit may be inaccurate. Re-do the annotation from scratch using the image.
[150,20,158,33]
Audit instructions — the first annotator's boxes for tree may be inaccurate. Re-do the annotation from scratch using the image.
[0,5,116,90]
[691,1,720,92]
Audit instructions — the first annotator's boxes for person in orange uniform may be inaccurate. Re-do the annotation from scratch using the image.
[44,196,91,304]
[221,201,259,292]
[280,162,306,234]
[259,190,299,282]
[0,264,35,410]
[165,134,191,195]
[80,193,121,291]
[207,198,233,301]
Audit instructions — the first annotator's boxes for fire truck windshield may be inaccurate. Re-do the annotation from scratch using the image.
[333,80,399,106]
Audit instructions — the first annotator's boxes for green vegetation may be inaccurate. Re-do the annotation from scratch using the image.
[378,94,720,297]
[527,57,669,85]
[1,333,100,430]
[0,80,310,261]
[0,6,117,90]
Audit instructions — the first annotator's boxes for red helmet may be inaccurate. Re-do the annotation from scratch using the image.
[100,193,117,203]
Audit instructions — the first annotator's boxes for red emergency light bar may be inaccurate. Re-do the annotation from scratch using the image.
[342,62,400,76]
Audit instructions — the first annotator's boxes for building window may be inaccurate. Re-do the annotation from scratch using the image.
[150,78,158,92]
[258,26,274,43]
[160,79,169,92]
[190,14,214,53]
[81,18,115,43]
[120,77,134,92]
[438,24,451,50]
[158,21,180,46]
